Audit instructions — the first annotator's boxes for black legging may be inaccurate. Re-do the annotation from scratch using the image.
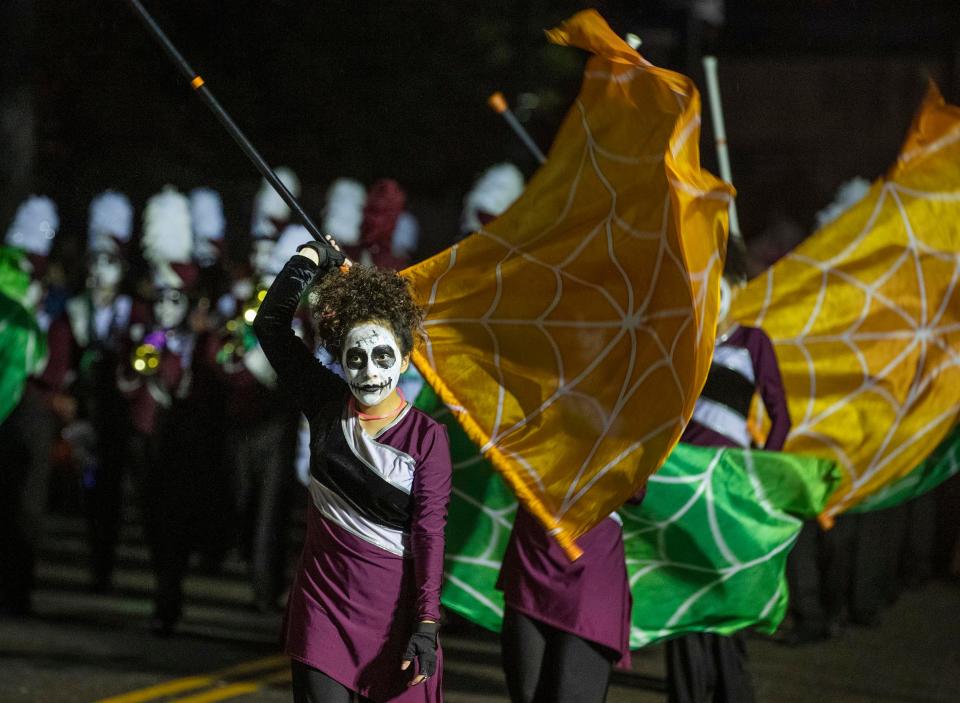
[291,660,373,703]
[501,607,615,703]
[665,632,756,703]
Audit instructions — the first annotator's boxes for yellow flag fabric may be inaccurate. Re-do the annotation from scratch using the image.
[403,10,732,557]
[733,84,960,519]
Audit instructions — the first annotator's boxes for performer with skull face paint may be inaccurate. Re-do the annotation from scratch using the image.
[118,187,226,635]
[254,244,451,703]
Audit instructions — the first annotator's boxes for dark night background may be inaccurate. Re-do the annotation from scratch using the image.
[2,0,960,275]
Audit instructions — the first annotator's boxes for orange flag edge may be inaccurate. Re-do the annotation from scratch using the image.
[411,348,584,560]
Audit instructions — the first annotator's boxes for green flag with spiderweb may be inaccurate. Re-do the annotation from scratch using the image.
[848,424,960,514]
[0,245,48,423]
[416,384,840,646]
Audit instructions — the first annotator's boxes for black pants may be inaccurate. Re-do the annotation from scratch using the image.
[229,413,296,609]
[665,632,755,703]
[138,407,223,626]
[131,431,190,625]
[788,508,930,632]
[0,391,56,613]
[290,660,371,703]
[501,607,615,703]
[83,416,130,589]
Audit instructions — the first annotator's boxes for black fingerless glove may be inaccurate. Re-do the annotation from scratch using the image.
[402,621,439,677]
[296,240,346,272]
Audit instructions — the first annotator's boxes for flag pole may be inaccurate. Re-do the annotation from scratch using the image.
[487,92,547,164]
[701,56,743,246]
[122,0,342,255]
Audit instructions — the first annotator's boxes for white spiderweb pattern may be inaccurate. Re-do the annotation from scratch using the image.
[406,51,732,547]
[736,105,960,517]
[436,408,828,647]
[620,448,800,646]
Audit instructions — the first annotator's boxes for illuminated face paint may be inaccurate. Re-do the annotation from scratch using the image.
[154,288,189,330]
[342,322,402,407]
[88,252,123,292]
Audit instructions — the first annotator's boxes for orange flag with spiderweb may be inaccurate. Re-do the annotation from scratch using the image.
[402,10,733,558]
[733,84,960,522]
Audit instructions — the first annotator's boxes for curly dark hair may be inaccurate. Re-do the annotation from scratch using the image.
[309,264,425,359]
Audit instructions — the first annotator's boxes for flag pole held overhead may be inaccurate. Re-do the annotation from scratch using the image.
[488,92,547,165]
[122,0,342,256]
[702,56,743,246]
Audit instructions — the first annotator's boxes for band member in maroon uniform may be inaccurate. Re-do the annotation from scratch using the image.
[53,191,138,592]
[118,187,224,635]
[215,224,312,612]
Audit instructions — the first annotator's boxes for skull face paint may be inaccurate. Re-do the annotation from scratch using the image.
[88,252,123,293]
[342,322,403,407]
[154,288,189,330]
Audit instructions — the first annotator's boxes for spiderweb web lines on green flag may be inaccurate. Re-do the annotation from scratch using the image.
[850,424,960,514]
[620,443,837,646]
[417,385,839,646]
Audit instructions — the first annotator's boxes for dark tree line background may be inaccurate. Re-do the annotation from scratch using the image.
[2,0,959,272]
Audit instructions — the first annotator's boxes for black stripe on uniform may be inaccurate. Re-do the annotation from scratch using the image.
[311,418,412,531]
[700,364,754,417]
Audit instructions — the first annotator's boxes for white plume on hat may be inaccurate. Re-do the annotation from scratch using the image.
[322,178,366,246]
[190,187,225,241]
[391,211,419,259]
[691,0,725,28]
[266,224,313,276]
[252,166,300,239]
[5,196,59,256]
[461,163,524,234]
[190,187,226,266]
[814,177,872,230]
[142,187,193,289]
[88,191,133,253]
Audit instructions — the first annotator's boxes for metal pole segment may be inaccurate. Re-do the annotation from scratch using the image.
[702,55,743,244]
[487,92,547,164]
[122,0,342,254]
[502,109,547,164]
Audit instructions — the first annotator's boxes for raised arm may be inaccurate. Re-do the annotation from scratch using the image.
[750,328,791,451]
[252,252,345,417]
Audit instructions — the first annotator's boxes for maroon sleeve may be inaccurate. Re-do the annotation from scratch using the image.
[748,327,791,451]
[36,314,75,399]
[410,423,452,622]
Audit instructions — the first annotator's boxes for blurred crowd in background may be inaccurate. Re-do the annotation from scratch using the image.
[0,163,526,634]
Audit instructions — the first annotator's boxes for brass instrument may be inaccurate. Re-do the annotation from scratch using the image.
[218,287,267,366]
[130,341,161,375]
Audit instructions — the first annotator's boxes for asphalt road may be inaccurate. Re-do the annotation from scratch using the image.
[1,510,958,703]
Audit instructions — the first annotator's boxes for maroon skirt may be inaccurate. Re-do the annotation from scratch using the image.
[497,507,632,668]
[283,506,443,702]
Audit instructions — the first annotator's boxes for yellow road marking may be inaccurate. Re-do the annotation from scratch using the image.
[167,682,260,703]
[171,669,292,703]
[94,655,288,703]
[95,677,213,703]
